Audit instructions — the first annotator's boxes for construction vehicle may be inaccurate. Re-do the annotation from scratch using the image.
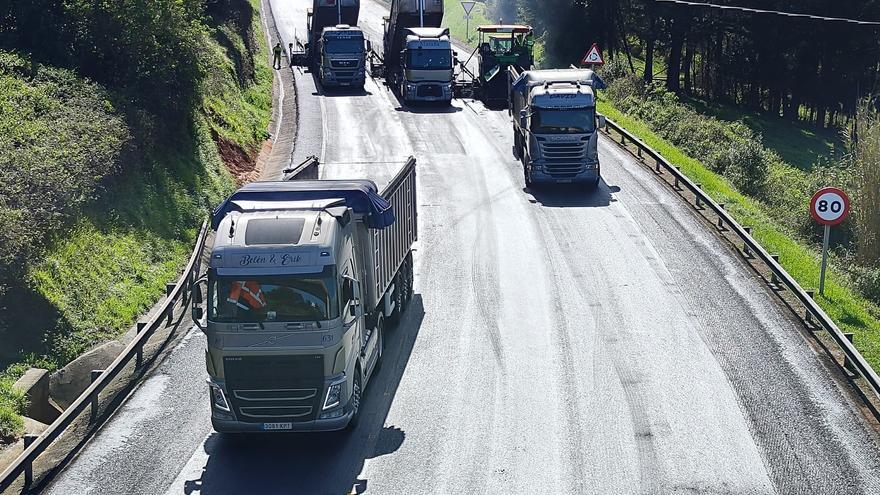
[192,158,418,432]
[370,0,453,103]
[509,68,606,188]
[456,25,534,107]
[292,0,368,89]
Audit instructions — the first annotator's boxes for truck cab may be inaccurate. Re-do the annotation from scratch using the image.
[398,27,453,103]
[319,25,367,89]
[510,69,606,188]
[195,164,417,433]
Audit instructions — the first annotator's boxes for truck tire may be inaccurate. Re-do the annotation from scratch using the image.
[405,253,414,303]
[373,314,385,373]
[387,272,404,327]
[513,128,522,159]
[346,370,363,431]
[524,164,533,189]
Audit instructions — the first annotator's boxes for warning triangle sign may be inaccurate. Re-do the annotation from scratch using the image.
[581,43,605,66]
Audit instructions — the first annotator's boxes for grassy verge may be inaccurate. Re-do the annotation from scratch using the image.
[0,0,272,442]
[444,0,493,46]
[598,99,880,368]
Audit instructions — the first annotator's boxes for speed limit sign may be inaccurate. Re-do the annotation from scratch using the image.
[811,186,850,295]
[810,187,850,226]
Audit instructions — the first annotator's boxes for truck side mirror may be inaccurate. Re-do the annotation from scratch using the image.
[597,115,606,130]
[519,109,528,129]
[365,40,372,52]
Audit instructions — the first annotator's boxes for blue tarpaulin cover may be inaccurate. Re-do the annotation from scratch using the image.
[211,180,395,230]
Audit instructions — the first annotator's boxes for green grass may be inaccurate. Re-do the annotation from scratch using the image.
[598,99,880,369]
[444,0,494,46]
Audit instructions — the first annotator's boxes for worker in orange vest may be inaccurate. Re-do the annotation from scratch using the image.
[227,281,267,310]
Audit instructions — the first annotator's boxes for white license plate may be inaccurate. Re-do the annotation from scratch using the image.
[262,422,293,431]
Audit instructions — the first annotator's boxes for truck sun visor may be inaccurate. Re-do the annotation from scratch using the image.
[212,180,395,230]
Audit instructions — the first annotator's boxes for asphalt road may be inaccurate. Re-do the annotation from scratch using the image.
[42,0,880,493]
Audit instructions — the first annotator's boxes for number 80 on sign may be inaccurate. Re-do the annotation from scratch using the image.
[810,187,850,226]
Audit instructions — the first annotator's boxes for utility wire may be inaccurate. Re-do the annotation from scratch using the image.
[655,0,880,26]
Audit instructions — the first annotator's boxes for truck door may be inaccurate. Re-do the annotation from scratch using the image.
[341,260,365,354]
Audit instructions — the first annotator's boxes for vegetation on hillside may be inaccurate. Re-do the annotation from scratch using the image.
[0,0,272,440]
[488,0,880,131]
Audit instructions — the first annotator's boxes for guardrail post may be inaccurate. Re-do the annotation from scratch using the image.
[717,204,726,230]
[805,290,815,325]
[694,185,703,209]
[23,433,37,488]
[620,133,626,145]
[770,254,781,286]
[637,147,643,160]
[166,283,176,325]
[136,322,147,368]
[844,333,857,376]
[90,369,103,422]
[673,167,681,190]
[742,227,753,257]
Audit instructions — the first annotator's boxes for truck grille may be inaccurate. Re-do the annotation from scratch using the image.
[539,140,588,177]
[417,84,442,97]
[223,355,324,423]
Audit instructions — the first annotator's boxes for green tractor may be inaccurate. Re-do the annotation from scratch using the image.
[475,24,534,107]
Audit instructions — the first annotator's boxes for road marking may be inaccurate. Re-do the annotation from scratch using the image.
[161,432,213,495]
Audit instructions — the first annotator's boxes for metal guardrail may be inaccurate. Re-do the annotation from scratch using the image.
[600,116,880,401]
[0,220,210,493]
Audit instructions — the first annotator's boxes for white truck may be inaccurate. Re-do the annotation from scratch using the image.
[192,158,417,432]
[509,68,606,188]
[375,0,453,104]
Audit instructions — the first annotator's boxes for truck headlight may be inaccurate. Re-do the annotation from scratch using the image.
[210,385,230,412]
[323,374,346,410]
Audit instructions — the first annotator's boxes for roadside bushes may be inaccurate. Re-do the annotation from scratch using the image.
[602,61,770,198]
[0,51,130,298]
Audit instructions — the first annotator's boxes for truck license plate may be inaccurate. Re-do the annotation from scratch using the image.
[262,422,292,431]
[557,179,572,183]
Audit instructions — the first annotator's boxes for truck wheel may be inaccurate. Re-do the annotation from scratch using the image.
[346,370,363,431]
[513,129,521,159]
[405,254,414,303]
[388,273,403,327]
[373,315,384,373]
[524,164,533,189]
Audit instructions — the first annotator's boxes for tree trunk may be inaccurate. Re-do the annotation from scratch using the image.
[666,18,685,93]
[644,36,655,83]
[682,41,694,93]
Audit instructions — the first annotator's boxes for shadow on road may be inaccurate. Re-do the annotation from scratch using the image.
[525,181,620,208]
[181,296,426,495]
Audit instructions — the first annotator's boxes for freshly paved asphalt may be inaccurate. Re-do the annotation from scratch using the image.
[42,0,880,493]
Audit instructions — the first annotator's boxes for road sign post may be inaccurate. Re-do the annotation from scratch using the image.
[461,1,476,41]
[809,187,850,296]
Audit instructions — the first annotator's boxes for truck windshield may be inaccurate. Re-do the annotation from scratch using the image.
[531,109,596,134]
[324,38,364,53]
[209,266,339,323]
[407,49,452,70]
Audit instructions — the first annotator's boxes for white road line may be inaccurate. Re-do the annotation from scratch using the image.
[161,432,213,495]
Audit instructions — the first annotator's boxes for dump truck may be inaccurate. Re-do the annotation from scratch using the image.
[192,158,418,433]
[375,0,453,103]
[509,68,606,188]
[292,0,367,89]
